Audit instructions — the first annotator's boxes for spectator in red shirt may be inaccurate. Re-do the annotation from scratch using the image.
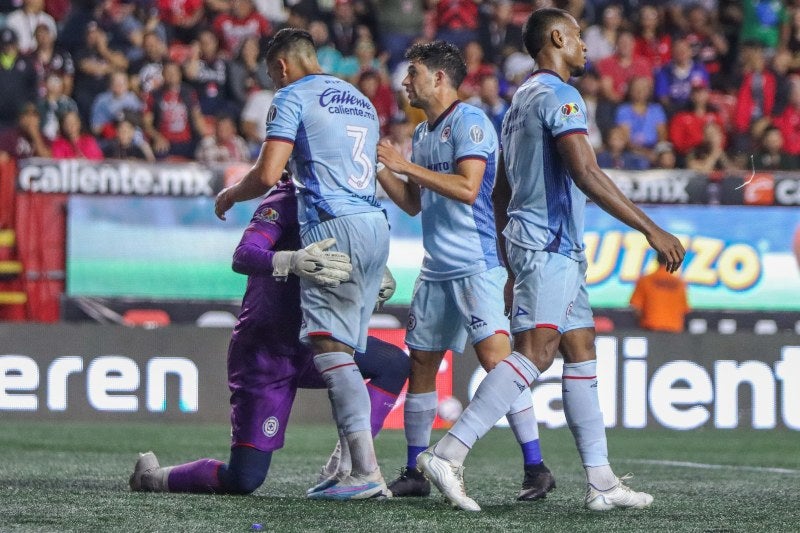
[772,76,800,158]
[668,79,725,159]
[51,109,103,160]
[158,0,206,44]
[731,40,779,153]
[633,5,671,70]
[212,0,271,56]
[684,4,729,90]
[596,29,654,105]
[458,40,497,103]
[356,69,396,137]
[433,0,480,50]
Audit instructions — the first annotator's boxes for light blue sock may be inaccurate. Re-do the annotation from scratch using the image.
[403,391,438,469]
[313,352,372,435]
[444,352,540,463]
[562,360,609,467]
[507,391,542,466]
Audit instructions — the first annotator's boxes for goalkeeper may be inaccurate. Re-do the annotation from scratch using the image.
[129,176,408,495]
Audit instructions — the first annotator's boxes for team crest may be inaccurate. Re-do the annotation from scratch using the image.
[469,125,485,143]
[267,104,277,123]
[263,416,279,437]
[256,207,279,223]
[407,312,417,332]
[440,125,451,142]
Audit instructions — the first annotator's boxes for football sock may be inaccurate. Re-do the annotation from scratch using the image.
[446,352,540,464]
[367,382,398,437]
[314,352,372,435]
[507,390,543,465]
[166,460,219,493]
[345,429,379,477]
[337,432,352,476]
[356,337,411,395]
[403,391,438,469]
[562,360,611,479]
[166,447,272,494]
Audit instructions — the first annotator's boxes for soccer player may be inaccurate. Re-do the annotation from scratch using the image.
[416,8,686,511]
[129,176,409,495]
[213,28,391,500]
[376,41,555,504]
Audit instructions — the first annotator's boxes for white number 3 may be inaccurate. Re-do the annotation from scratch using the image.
[346,125,372,190]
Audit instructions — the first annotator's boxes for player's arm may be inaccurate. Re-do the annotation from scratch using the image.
[556,133,686,272]
[214,140,294,220]
[492,153,515,316]
[377,141,421,215]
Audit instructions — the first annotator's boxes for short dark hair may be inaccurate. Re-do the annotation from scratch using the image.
[265,28,315,63]
[523,7,572,59]
[404,40,467,89]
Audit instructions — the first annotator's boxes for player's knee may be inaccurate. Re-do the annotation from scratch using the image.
[224,469,267,495]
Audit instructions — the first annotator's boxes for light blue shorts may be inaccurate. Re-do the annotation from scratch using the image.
[300,212,390,353]
[405,266,510,353]
[507,246,594,334]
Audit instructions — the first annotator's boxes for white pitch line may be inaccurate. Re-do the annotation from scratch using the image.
[630,459,800,475]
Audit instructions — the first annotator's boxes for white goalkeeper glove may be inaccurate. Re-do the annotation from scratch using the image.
[375,266,396,309]
[272,238,352,287]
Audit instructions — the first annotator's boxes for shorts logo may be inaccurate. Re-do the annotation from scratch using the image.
[469,125,484,143]
[263,416,279,437]
[469,314,487,329]
[440,125,451,142]
[267,104,277,123]
[407,312,417,332]
[256,207,279,223]
[514,306,529,317]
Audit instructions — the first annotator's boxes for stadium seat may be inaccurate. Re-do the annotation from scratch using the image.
[122,309,171,329]
[754,319,778,335]
[687,318,708,334]
[717,318,737,334]
[195,310,238,328]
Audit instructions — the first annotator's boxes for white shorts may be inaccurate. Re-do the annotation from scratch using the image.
[507,246,594,334]
[300,212,390,352]
[405,266,510,353]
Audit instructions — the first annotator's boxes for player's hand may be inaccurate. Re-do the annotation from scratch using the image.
[375,267,396,310]
[272,238,353,287]
[646,229,686,273]
[215,186,236,220]
[377,139,407,174]
[503,275,514,317]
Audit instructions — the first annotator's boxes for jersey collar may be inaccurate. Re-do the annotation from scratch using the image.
[427,100,461,132]
[530,69,564,82]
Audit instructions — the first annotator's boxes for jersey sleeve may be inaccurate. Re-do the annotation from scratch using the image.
[231,196,291,276]
[452,109,496,164]
[265,87,303,144]
[541,85,588,140]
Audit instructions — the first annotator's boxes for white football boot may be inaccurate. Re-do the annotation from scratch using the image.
[416,448,480,511]
[584,474,654,511]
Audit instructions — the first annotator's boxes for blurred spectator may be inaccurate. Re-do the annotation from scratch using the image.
[668,80,725,159]
[309,20,345,77]
[376,0,426,69]
[37,74,79,141]
[73,22,129,125]
[476,73,508,137]
[213,0,271,55]
[614,75,667,161]
[90,70,143,138]
[633,5,671,70]
[431,0,480,50]
[478,0,523,67]
[239,86,274,157]
[596,125,650,170]
[0,27,37,130]
[252,0,289,27]
[686,122,734,172]
[184,29,233,117]
[102,113,156,161]
[575,68,605,151]
[384,111,413,160]
[684,4,730,90]
[654,36,711,116]
[51,109,103,160]
[0,102,51,159]
[739,0,788,52]
[652,140,677,169]
[502,49,535,97]
[143,60,208,159]
[31,22,74,98]
[158,0,206,44]
[772,76,800,161]
[194,113,249,163]
[226,34,271,113]
[596,29,654,105]
[328,0,362,57]
[731,40,779,153]
[629,255,689,333]
[5,0,57,54]
[340,37,386,84]
[128,30,168,96]
[583,3,624,64]
[753,124,796,170]
[459,40,498,102]
[781,6,800,72]
[356,69,396,137]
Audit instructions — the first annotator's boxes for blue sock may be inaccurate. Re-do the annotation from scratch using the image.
[520,440,542,466]
[407,446,427,469]
[403,391,438,469]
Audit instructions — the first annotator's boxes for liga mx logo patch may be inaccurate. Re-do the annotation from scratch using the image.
[263,416,279,437]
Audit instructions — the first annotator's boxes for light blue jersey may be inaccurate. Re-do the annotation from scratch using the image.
[266,74,383,235]
[501,70,589,261]
[413,101,500,280]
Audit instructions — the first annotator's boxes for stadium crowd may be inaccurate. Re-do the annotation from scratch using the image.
[0,0,797,173]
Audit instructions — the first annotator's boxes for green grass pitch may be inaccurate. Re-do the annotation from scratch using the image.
[1,420,798,532]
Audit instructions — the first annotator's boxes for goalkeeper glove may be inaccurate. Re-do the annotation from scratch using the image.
[272,238,352,287]
[375,267,396,309]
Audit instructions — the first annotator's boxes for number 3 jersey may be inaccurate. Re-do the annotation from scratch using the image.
[412,101,500,281]
[266,74,383,235]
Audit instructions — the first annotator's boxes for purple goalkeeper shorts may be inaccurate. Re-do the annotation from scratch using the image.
[227,336,326,452]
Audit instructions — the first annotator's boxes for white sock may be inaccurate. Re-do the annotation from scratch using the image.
[446,352,539,463]
[506,390,540,445]
[345,429,378,477]
[337,434,352,476]
[586,465,616,490]
[562,360,610,471]
[404,392,438,448]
